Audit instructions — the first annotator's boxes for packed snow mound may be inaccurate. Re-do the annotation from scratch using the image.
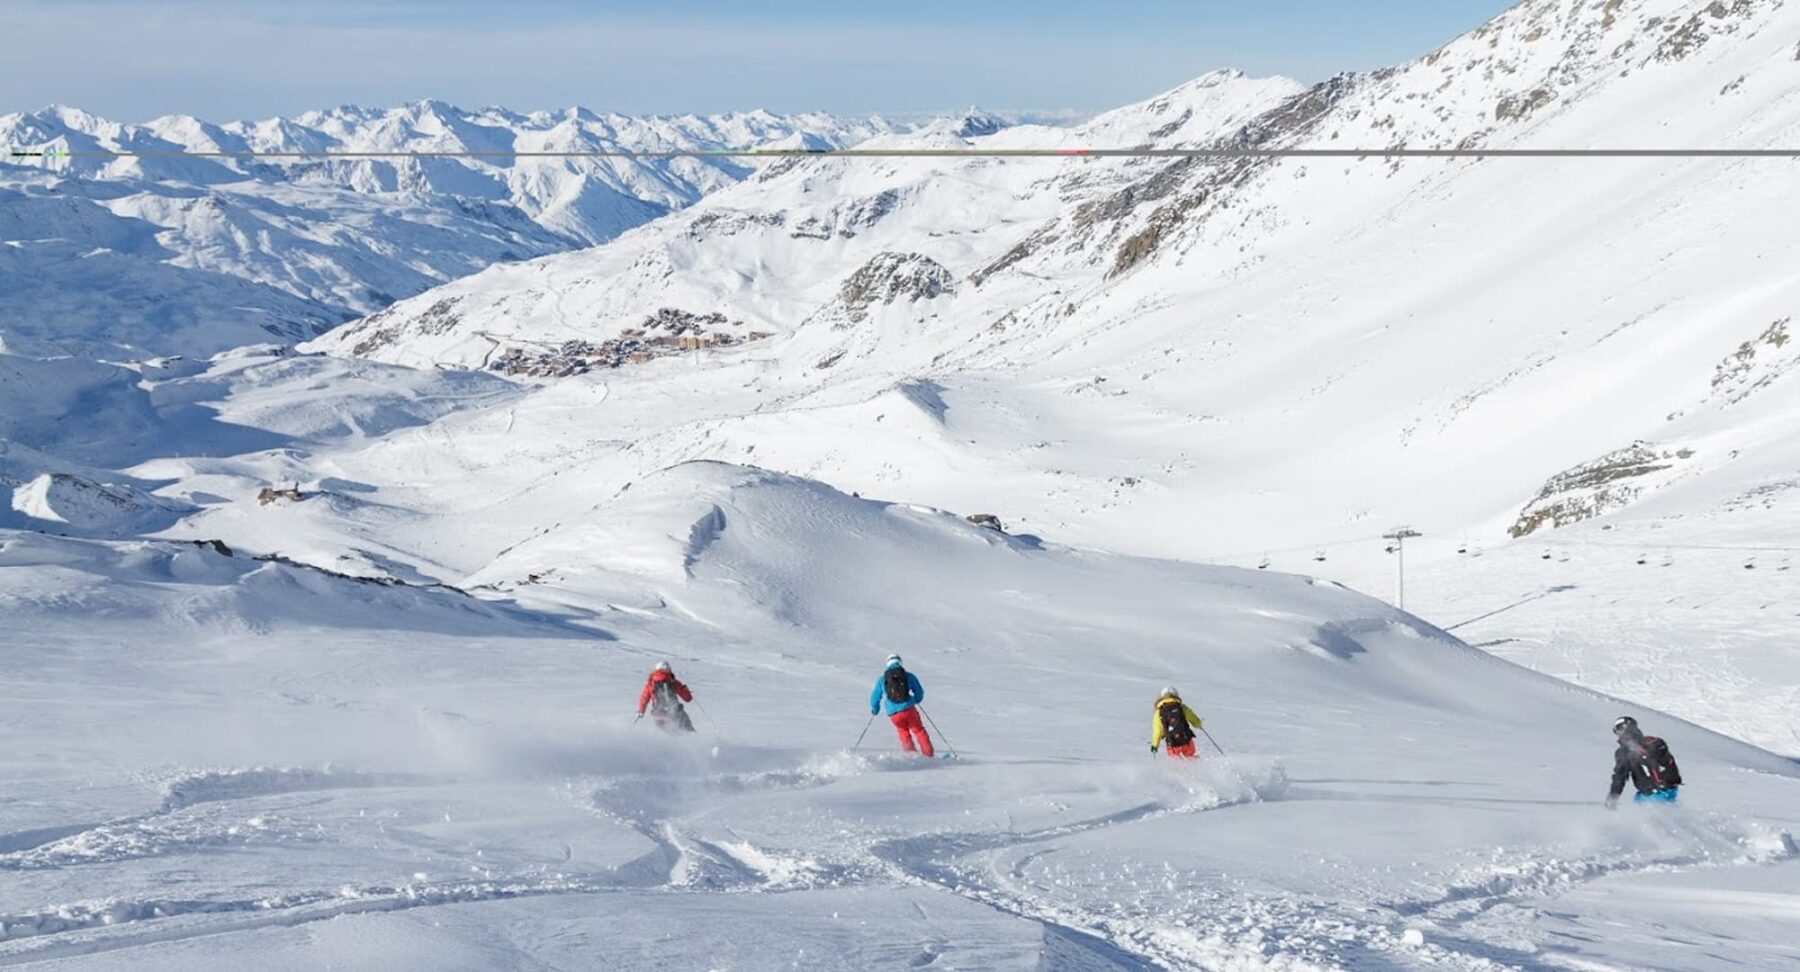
[471,461,766,588]
[157,348,522,442]
[0,347,521,541]
[5,473,192,536]
[471,460,1800,779]
[0,530,581,639]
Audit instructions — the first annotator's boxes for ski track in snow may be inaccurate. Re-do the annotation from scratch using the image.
[855,763,1398,972]
[0,764,639,961]
[0,755,1261,964]
[865,762,1799,972]
[8,4,1800,966]
[0,747,1795,969]
[0,768,421,873]
[0,873,615,967]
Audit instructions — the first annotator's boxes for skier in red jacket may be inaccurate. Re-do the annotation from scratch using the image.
[637,662,695,733]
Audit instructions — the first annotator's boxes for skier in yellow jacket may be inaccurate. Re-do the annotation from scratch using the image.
[1150,687,1204,759]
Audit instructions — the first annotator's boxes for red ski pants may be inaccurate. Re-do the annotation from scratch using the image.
[1165,740,1197,760]
[890,708,935,757]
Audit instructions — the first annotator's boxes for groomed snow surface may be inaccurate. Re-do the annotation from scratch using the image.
[1,458,1797,970]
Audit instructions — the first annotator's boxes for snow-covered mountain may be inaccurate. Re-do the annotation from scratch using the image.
[0,101,903,358]
[309,0,1800,749]
[5,2,1800,967]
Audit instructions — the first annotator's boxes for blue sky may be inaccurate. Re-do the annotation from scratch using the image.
[2,0,1517,121]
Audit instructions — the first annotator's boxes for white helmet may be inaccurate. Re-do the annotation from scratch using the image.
[886,654,903,668]
[1160,686,1180,699]
[655,661,672,673]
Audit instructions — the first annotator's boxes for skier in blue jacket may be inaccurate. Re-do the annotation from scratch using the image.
[869,654,934,757]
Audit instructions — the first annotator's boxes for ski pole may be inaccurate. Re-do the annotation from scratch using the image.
[852,713,876,751]
[693,699,722,739]
[919,707,959,759]
[630,713,643,731]
[1200,727,1227,757]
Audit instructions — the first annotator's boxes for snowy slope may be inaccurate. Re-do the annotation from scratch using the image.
[4,1,1800,967]
[305,0,1800,752]
[306,74,1308,368]
[2,463,1795,969]
[0,102,902,358]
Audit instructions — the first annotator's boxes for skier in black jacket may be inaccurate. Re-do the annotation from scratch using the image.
[1606,715,1682,807]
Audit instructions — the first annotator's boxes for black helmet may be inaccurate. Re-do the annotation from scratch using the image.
[1612,715,1641,738]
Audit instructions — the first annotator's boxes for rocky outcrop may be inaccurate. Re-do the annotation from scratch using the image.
[966,513,1005,533]
[1710,318,1794,405]
[343,298,466,359]
[805,253,957,329]
[790,189,908,240]
[1510,442,1696,537]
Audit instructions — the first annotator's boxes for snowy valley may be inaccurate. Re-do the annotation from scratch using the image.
[0,102,899,357]
[3,0,1799,969]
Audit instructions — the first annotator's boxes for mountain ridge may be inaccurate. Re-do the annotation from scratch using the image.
[0,100,912,359]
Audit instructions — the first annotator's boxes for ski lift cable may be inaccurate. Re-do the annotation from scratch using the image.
[1534,537,1800,553]
[1204,532,1800,568]
[12,147,1800,160]
[1197,531,1393,564]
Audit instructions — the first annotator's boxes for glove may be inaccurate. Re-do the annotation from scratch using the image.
[1150,744,1159,753]
[1604,795,1618,810]
[870,708,879,716]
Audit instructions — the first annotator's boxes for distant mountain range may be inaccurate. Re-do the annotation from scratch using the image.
[0,101,908,357]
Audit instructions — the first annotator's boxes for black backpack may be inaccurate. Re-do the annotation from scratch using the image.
[1644,736,1683,787]
[1158,699,1194,747]
[884,667,912,704]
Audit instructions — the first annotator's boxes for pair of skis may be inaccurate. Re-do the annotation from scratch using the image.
[631,698,722,737]
[852,708,960,759]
